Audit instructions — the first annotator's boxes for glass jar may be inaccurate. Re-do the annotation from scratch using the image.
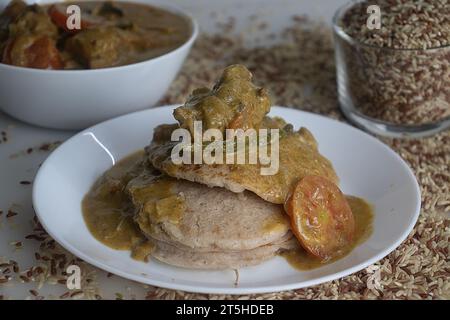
[333,1,450,138]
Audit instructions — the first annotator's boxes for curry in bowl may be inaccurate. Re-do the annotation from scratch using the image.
[0,0,192,69]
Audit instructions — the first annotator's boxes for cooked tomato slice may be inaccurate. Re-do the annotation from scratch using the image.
[284,175,355,261]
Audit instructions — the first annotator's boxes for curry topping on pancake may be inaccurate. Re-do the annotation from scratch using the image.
[147,65,338,204]
[127,165,293,253]
[81,151,147,257]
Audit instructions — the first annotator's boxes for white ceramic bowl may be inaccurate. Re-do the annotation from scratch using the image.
[0,0,198,130]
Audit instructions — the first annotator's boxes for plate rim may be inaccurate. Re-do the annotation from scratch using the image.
[32,105,421,294]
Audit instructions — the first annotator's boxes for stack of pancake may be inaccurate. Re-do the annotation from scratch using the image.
[126,65,338,270]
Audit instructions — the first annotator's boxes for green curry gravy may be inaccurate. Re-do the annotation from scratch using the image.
[82,151,374,268]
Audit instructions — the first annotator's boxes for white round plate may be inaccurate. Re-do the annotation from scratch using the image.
[33,105,421,294]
